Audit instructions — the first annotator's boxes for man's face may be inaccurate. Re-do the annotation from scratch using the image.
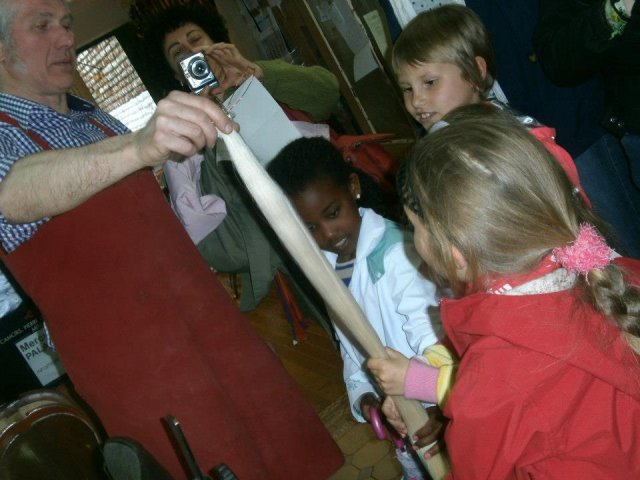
[0,0,76,99]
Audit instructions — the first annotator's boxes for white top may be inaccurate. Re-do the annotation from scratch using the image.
[323,208,441,421]
[163,153,227,245]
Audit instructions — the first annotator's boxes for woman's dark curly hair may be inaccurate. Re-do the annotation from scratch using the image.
[268,137,397,221]
[141,3,229,84]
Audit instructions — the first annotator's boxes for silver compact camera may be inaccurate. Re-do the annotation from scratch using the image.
[178,52,219,94]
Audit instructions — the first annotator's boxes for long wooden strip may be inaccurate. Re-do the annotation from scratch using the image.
[220,130,450,479]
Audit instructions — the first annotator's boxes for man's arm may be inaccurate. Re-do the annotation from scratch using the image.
[0,91,235,223]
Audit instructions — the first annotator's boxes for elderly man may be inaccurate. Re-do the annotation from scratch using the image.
[0,1,342,478]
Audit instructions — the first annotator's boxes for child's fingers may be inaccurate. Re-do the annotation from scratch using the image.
[389,419,408,436]
[366,357,380,371]
[385,346,401,357]
[420,442,441,460]
[413,422,440,446]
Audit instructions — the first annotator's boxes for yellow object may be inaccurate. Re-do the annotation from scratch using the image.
[423,344,458,406]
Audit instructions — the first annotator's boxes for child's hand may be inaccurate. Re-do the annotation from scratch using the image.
[381,396,407,436]
[367,347,410,396]
[412,406,448,460]
[358,392,379,423]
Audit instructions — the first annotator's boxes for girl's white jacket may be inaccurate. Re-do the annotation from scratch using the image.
[322,208,441,421]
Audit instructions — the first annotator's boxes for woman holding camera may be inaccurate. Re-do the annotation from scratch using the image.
[143,4,339,122]
[139,4,339,329]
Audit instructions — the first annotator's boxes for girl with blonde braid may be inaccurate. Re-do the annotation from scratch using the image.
[368,106,640,479]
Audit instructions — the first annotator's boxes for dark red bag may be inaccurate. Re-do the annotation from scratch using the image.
[332,133,398,195]
[278,103,400,194]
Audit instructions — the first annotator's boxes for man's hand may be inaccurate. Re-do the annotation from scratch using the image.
[133,90,236,168]
[367,347,410,396]
[0,91,236,223]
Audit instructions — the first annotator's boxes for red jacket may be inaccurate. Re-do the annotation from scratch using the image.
[530,125,590,207]
[440,258,640,479]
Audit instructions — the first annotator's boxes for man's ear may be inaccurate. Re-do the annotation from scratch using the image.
[475,56,488,81]
[0,41,7,64]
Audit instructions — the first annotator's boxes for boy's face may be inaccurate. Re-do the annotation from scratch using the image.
[291,175,362,263]
[397,61,481,132]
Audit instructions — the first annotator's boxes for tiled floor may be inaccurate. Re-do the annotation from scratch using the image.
[319,396,436,479]
[224,273,417,480]
[319,393,404,480]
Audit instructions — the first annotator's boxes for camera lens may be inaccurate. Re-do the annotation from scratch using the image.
[189,59,209,79]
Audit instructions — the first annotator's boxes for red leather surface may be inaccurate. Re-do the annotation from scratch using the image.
[1,170,343,479]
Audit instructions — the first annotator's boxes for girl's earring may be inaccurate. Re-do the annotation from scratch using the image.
[356,193,361,200]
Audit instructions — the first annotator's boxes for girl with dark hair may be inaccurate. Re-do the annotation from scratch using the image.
[269,137,442,480]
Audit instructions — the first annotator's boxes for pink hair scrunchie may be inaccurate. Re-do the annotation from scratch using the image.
[552,224,613,277]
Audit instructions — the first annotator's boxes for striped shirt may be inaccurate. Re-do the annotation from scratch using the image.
[0,93,129,252]
[335,259,355,287]
[0,93,129,318]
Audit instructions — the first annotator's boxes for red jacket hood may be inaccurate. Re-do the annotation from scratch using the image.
[441,257,640,402]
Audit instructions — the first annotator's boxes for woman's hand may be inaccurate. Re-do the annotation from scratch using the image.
[367,347,410,396]
[202,43,263,95]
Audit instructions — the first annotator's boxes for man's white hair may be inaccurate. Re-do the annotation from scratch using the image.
[0,0,70,44]
[0,0,70,80]
[0,0,18,45]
